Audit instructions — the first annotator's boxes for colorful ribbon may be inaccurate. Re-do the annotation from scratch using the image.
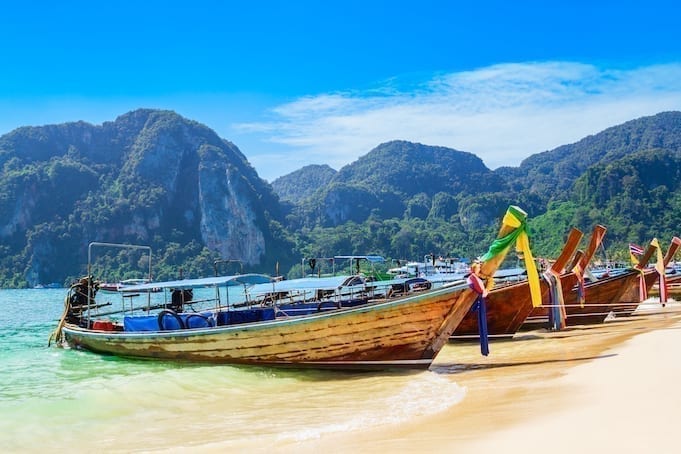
[468,273,489,356]
[651,238,668,304]
[481,206,541,307]
[544,270,566,330]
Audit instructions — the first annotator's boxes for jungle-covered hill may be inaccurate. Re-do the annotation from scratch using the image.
[0,109,293,287]
[1,109,681,287]
[275,112,681,267]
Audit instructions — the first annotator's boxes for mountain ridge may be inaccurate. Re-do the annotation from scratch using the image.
[1,109,681,286]
[0,109,291,286]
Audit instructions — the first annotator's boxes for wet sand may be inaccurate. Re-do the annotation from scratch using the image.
[292,302,681,453]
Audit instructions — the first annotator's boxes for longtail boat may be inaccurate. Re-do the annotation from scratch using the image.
[608,237,681,316]
[50,206,538,370]
[522,225,607,328]
[451,227,584,340]
[650,260,681,298]
[524,232,680,328]
[563,237,680,322]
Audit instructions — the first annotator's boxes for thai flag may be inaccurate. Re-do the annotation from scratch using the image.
[629,243,644,255]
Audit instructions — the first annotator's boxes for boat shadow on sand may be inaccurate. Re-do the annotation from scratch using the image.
[431,353,618,375]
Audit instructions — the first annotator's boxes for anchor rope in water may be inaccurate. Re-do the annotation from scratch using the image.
[48,291,72,347]
[48,279,90,347]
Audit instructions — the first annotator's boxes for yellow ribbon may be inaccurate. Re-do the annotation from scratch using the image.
[651,238,665,274]
[502,211,542,308]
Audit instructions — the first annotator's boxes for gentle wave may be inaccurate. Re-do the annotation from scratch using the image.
[277,372,466,442]
[0,289,469,451]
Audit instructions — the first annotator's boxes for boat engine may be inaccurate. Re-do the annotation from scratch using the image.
[67,276,99,323]
[169,289,193,312]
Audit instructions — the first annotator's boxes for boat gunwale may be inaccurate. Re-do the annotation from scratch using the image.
[62,279,470,340]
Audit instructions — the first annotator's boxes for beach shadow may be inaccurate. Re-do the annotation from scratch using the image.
[450,334,542,343]
[431,353,618,375]
[532,322,653,338]
[659,325,681,330]
[509,333,544,341]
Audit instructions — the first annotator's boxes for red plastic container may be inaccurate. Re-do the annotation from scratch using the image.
[92,320,114,331]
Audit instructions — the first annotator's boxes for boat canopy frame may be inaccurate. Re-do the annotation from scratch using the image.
[86,242,153,321]
[301,255,386,278]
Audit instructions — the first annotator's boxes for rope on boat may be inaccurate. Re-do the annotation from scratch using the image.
[48,277,95,347]
[48,291,72,347]
[539,302,643,307]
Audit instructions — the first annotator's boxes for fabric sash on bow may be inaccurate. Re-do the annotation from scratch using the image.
[543,270,566,330]
[629,246,647,301]
[467,273,489,356]
[652,238,668,304]
[659,273,668,305]
[480,207,542,307]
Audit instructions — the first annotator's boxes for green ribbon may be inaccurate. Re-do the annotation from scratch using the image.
[480,206,527,262]
[480,205,542,308]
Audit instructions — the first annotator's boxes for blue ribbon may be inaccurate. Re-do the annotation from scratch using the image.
[472,295,490,356]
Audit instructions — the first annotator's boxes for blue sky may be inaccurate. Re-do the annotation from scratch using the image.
[2,1,681,181]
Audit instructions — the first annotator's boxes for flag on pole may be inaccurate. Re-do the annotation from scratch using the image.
[629,243,644,255]
[629,243,644,265]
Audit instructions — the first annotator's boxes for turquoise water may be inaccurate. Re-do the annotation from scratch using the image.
[0,289,467,452]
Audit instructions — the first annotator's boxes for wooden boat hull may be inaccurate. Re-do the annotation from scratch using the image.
[523,270,657,327]
[649,273,681,298]
[453,226,585,339]
[607,269,658,316]
[451,279,551,339]
[63,283,480,370]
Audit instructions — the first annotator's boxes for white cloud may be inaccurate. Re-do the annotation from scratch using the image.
[3,62,680,183]
[235,61,681,179]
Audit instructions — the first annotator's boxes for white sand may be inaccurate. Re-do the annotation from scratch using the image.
[292,305,681,453]
[465,317,681,453]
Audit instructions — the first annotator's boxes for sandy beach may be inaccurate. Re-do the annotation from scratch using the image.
[288,302,681,454]
[8,295,676,453]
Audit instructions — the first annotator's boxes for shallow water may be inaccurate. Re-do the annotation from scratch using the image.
[2,288,676,452]
[0,289,469,452]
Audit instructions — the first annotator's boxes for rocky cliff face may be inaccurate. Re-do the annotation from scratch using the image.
[196,145,265,264]
[0,109,280,285]
[113,111,270,265]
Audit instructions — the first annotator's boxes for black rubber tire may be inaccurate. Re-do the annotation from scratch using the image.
[157,309,185,330]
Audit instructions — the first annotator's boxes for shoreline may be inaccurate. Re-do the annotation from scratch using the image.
[286,304,681,453]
